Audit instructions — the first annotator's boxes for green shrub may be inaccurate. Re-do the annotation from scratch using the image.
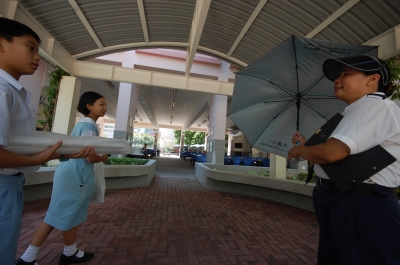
[292,172,316,182]
[106,157,148,165]
[248,171,269,177]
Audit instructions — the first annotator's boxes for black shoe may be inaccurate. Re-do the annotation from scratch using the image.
[58,250,94,265]
[15,258,38,265]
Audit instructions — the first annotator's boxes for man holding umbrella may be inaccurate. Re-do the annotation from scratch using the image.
[288,55,400,265]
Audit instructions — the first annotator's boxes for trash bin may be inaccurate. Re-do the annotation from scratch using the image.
[156,150,160,156]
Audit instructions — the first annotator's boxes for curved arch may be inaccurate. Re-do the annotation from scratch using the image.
[74,41,247,67]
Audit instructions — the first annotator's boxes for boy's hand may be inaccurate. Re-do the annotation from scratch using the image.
[32,141,63,164]
[65,147,96,159]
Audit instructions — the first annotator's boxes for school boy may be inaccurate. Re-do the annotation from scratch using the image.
[0,18,94,264]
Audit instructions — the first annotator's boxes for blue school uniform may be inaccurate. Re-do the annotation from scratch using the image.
[44,119,98,231]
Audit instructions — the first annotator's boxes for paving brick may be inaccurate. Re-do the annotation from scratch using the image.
[17,157,318,264]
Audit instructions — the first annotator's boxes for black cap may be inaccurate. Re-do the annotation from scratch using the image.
[323,54,389,85]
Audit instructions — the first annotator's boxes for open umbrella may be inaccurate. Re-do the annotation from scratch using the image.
[228,36,377,158]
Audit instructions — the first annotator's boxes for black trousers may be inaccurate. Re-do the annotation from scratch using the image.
[313,182,400,265]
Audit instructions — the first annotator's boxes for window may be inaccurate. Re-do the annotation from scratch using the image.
[103,123,115,138]
[234,143,242,148]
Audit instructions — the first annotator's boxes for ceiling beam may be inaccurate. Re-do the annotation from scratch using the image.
[74,42,188,59]
[364,24,400,59]
[73,60,234,96]
[182,98,209,130]
[0,0,74,72]
[137,0,149,43]
[158,124,183,130]
[305,0,360,39]
[185,0,211,76]
[4,0,17,19]
[67,0,104,49]
[198,46,247,67]
[227,0,268,57]
[73,41,247,67]
[138,90,158,128]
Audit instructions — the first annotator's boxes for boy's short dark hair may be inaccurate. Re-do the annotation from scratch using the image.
[0,17,41,44]
[77,91,104,115]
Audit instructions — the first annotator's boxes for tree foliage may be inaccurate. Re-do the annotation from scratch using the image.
[132,134,154,148]
[38,67,70,131]
[386,55,400,100]
[174,130,205,145]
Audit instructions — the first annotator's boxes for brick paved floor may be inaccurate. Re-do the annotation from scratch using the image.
[17,176,319,265]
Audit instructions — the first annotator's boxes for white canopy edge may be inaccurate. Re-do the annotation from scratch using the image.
[364,24,400,59]
[73,60,234,96]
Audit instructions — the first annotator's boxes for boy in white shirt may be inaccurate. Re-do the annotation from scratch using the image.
[0,17,94,264]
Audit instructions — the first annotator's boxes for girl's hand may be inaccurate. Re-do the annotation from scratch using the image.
[292,131,306,146]
[101,154,108,163]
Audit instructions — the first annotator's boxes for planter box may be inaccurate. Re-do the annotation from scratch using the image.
[195,163,315,212]
[23,160,156,202]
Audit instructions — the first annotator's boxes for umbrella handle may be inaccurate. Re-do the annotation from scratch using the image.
[295,141,300,163]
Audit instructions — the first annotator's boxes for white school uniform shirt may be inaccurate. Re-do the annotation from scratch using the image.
[0,68,39,175]
[314,92,400,188]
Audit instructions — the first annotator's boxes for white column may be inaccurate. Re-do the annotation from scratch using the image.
[207,94,227,164]
[227,133,233,156]
[114,83,138,141]
[52,76,81,135]
[269,153,287,179]
[204,131,208,151]
[180,130,185,153]
[153,129,159,150]
[19,61,47,128]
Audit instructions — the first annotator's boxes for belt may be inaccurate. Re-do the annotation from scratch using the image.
[315,177,397,197]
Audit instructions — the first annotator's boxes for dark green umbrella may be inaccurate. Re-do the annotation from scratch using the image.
[228,36,377,157]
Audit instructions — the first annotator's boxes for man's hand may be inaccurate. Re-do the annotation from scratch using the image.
[292,131,306,146]
[288,139,350,164]
[288,145,301,160]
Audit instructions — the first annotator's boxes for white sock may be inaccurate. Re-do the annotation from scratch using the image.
[76,250,84,258]
[63,243,77,256]
[63,243,84,258]
[20,245,40,262]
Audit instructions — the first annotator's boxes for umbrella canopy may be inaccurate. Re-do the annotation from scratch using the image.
[228,36,377,158]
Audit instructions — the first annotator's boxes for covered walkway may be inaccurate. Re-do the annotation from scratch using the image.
[17,157,319,265]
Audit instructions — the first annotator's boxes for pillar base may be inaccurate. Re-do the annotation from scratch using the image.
[113,130,132,157]
[113,130,132,141]
[206,139,225,164]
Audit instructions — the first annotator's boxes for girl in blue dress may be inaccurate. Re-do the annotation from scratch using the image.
[17,91,109,265]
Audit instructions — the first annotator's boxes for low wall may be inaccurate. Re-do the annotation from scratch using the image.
[195,163,315,212]
[23,160,156,202]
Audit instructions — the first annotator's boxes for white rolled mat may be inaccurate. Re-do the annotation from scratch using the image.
[5,130,133,155]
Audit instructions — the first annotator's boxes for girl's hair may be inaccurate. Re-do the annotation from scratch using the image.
[77,91,104,115]
[363,60,393,97]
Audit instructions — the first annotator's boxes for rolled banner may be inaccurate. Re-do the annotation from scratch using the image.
[6,130,133,155]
